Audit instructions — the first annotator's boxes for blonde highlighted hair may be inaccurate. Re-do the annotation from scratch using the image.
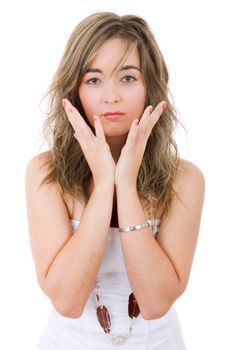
[41,12,180,217]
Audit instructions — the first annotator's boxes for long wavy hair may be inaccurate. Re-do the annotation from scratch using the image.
[41,12,180,217]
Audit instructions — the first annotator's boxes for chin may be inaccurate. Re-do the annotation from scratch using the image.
[103,128,129,138]
[102,123,130,137]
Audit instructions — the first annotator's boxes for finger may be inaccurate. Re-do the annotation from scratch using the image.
[137,105,153,128]
[140,101,166,140]
[62,98,93,137]
[93,116,106,142]
[62,99,81,128]
[126,118,139,144]
[149,101,166,127]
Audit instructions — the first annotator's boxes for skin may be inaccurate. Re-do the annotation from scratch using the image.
[25,37,205,320]
[78,38,147,162]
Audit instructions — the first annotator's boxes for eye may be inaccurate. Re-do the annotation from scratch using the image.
[85,77,101,85]
[121,75,137,82]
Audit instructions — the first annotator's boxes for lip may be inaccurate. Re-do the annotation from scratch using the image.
[102,111,125,120]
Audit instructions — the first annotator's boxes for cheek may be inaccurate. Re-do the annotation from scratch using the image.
[79,89,98,122]
[127,87,146,113]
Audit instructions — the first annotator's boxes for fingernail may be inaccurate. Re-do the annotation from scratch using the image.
[149,106,154,114]
[69,107,74,113]
[162,101,167,111]
[93,116,97,122]
[62,99,66,108]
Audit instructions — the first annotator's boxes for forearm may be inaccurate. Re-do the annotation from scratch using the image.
[116,185,181,319]
[44,181,114,317]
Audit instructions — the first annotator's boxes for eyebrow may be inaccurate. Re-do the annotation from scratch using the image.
[85,65,141,73]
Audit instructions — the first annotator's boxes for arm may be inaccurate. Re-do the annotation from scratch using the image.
[26,152,114,318]
[116,159,205,320]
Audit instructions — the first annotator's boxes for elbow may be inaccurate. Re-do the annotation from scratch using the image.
[52,300,84,319]
[141,302,171,320]
[141,286,185,321]
[51,293,84,319]
[40,279,84,319]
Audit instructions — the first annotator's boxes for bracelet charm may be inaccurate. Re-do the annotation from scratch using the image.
[119,221,151,233]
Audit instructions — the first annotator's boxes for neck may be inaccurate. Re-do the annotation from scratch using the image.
[106,135,127,163]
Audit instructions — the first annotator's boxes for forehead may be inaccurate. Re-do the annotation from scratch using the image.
[88,38,140,71]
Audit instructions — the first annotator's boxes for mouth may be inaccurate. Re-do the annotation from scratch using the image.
[102,111,125,121]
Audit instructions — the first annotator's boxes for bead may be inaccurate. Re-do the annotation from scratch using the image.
[96,305,111,334]
[128,292,140,318]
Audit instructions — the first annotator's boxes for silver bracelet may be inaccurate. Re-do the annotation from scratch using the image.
[119,221,151,233]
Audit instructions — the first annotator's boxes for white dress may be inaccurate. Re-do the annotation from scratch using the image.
[38,219,187,349]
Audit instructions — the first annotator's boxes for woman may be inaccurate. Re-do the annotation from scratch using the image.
[25,12,205,349]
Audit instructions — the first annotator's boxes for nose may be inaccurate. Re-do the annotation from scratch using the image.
[103,81,120,104]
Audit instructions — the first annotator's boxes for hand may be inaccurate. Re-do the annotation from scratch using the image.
[62,99,115,186]
[115,101,166,188]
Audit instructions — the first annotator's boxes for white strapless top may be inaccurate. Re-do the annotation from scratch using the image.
[38,219,187,350]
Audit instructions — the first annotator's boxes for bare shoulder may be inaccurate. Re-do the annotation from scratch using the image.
[178,158,205,176]
[26,151,84,219]
[174,158,205,194]
[25,150,59,195]
[26,150,52,181]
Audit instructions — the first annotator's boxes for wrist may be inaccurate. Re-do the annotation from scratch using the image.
[115,179,137,191]
[115,182,138,197]
[94,178,115,192]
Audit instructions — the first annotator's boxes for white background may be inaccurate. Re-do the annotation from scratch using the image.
[0,0,232,349]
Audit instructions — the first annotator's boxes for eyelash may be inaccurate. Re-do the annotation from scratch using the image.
[85,75,137,85]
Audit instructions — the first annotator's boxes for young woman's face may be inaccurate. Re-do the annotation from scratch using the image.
[78,38,146,137]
